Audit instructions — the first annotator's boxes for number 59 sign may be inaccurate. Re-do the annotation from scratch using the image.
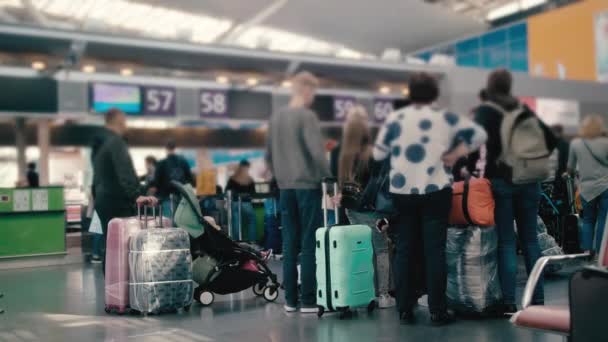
[200,89,228,117]
[143,86,176,116]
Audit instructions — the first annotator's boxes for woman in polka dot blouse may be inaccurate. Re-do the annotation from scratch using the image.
[373,72,487,326]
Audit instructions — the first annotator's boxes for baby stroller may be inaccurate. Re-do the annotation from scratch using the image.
[171,181,280,306]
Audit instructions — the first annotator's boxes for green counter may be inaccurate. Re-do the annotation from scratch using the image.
[0,186,66,258]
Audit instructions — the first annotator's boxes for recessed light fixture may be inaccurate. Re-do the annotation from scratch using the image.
[82,64,96,73]
[379,86,391,94]
[246,77,259,86]
[216,75,229,84]
[402,87,410,96]
[120,68,133,76]
[31,61,46,70]
[281,80,292,88]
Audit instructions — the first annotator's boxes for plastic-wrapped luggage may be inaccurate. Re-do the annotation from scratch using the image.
[446,226,502,315]
[104,214,171,314]
[316,179,376,318]
[129,226,193,314]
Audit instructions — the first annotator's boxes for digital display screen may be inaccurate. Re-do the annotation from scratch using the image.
[311,95,335,121]
[227,90,272,119]
[91,83,141,113]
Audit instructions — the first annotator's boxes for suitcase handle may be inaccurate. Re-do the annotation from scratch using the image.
[138,205,164,229]
[322,179,339,228]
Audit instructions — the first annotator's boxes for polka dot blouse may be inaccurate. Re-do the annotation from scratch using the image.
[373,105,487,195]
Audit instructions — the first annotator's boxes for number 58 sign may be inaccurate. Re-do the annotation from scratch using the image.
[200,89,228,117]
[143,86,176,116]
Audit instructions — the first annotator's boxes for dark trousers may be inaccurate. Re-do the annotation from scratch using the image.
[95,196,135,274]
[391,188,452,314]
[280,189,323,307]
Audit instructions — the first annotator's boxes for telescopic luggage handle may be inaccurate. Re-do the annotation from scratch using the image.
[322,177,339,228]
[138,204,164,229]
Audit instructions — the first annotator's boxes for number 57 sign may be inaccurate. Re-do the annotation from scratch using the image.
[143,86,176,116]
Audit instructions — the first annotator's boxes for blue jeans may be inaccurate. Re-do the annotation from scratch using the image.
[492,178,544,305]
[231,201,257,242]
[91,233,103,258]
[580,189,608,252]
[280,189,323,307]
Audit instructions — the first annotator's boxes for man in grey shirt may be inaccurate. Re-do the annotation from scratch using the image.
[266,71,331,313]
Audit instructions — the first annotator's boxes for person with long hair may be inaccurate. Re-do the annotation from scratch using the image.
[373,72,486,325]
[226,160,258,242]
[337,106,395,309]
[568,115,608,254]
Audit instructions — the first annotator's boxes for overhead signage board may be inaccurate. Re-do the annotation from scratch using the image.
[200,89,228,118]
[142,86,176,116]
[91,83,141,114]
[333,96,358,121]
[372,98,395,123]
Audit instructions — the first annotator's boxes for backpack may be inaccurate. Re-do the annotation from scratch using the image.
[485,102,556,184]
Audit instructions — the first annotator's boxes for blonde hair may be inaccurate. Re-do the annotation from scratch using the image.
[292,71,319,89]
[338,106,371,186]
[579,115,606,139]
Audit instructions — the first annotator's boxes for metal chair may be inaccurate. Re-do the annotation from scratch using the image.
[511,212,608,341]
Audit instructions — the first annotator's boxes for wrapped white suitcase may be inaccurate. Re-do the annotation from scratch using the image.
[128,207,193,314]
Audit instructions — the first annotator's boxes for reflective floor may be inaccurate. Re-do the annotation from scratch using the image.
[0,261,567,342]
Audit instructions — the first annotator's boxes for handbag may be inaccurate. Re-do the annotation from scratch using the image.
[340,181,363,210]
[89,210,103,235]
[361,159,396,216]
[449,178,495,226]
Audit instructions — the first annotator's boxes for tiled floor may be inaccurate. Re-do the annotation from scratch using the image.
[0,261,568,342]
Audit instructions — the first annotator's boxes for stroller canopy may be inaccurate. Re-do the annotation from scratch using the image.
[172,181,205,238]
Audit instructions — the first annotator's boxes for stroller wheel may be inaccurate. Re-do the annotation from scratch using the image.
[253,283,265,297]
[199,291,214,306]
[263,286,279,302]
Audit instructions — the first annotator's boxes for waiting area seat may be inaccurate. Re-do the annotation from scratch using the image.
[512,215,608,341]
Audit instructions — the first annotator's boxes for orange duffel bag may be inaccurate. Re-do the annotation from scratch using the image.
[449,178,495,226]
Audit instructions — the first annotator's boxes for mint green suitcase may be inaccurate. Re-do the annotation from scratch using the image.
[316,179,377,318]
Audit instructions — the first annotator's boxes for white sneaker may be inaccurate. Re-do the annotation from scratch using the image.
[300,306,319,314]
[284,305,297,313]
[378,294,396,309]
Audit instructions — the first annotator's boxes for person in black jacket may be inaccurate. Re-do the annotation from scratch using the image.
[93,108,157,270]
[470,69,544,315]
[26,162,39,188]
[152,140,194,219]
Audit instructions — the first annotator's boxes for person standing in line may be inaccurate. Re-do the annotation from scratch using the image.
[93,108,157,271]
[26,162,39,188]
[141,155,157,194]
[151,140,194,220]
[225,160,258,242]
[373,72,486,325]
[472,69,545,315]
[337,106,395,309]
[266,71,331,314]
[567,115,608,255]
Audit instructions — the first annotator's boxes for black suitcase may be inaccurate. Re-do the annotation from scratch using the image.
[561,175,581,254]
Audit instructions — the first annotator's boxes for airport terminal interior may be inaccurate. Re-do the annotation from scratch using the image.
[1,0,608,341]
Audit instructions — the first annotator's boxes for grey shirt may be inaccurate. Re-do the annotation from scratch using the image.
[267,106,331,189]
[568,137,608,201]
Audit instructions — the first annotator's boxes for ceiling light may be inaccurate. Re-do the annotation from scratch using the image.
[216,75,229,84]
[281,80,292,88]
[486,1,520,21]
[379,86,391,94]
[402,87,410,97]
[31,61,46,70]
[246,78,259,86]
[120,68,133,76]
[82,64,96,73]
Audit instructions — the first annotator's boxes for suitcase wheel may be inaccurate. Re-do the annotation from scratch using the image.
[183,304,191,312]
[199,291,214,306]
[263,286,279,302]
[367,300,377,313]
[317,306,325,318]
[104,306,112,314]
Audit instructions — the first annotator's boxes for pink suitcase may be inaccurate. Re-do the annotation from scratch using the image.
[104,214,170,314]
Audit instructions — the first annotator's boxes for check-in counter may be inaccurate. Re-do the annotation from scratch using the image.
[0,186,66,258]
